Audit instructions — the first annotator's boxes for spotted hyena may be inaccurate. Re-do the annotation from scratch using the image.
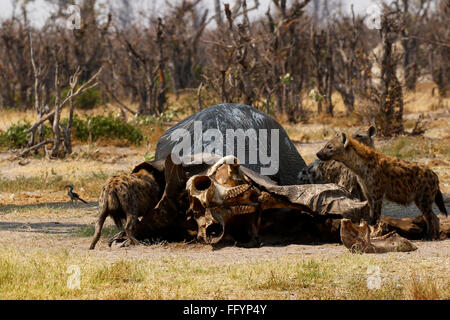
[298,126,376,201]
[316,132,448,240]
[89,168,162,249]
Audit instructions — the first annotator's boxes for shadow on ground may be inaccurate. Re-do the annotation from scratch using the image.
[0,221,89,235]
[0,201,98,214]
[0,202,98,236]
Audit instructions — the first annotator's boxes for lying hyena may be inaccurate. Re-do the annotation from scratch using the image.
[316,132,448,240]
[298,126,376,200]
[89,167,161,249]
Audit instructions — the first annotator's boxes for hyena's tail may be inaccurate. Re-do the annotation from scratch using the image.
[435,189,448,217]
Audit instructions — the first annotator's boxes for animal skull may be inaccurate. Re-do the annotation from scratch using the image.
[186,155,261,244]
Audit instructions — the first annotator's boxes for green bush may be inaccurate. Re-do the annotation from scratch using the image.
[0,121,52,149]
[50,86,101,110]
[0,121,31,149]
[74,87,101,110]
[0,113,142,149]
[65,113,143,145]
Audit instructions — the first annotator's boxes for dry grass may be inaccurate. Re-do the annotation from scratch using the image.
[403,82,450,113]
[380,136,450,161]
[0,170,107,198]
[73,225,122,238]
[0,246,448,300]
[406,274,441,300]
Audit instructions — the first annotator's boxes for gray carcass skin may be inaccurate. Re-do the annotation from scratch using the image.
[155,103,306,185]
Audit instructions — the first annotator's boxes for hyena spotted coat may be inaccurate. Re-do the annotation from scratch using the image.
[316,133,447,240]
[89,168,161,249]
[298,126,377,200]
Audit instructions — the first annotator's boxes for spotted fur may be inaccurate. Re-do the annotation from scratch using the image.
[89,168,161,249]
[298,126,376,200]
[317,133,447,240]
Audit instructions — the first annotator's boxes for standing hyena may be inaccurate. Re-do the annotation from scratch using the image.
[89,168,161,249]
[316,132,448,240]
[298,126,376,200]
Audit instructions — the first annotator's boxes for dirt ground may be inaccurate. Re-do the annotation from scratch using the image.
[0,195,449,265]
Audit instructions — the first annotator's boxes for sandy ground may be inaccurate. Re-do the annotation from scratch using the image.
[0,201,449,265]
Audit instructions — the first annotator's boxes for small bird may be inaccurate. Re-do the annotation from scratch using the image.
[65,184,87,204]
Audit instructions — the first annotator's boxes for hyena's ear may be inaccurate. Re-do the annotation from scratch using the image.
[342,132,349,148]
[368,125,377,137]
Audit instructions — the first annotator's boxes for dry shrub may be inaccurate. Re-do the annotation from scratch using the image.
[406,274,440,300]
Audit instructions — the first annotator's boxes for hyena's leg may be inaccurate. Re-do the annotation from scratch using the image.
[90,213,107,250]
[415,195,440,240]
[123,214,140,246]
[369,197,383,226]
[90,190,109,250]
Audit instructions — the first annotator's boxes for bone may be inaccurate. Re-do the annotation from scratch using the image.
[226,184,251,199]
[207,155,240,176]
[230,205,256,215]
[340,219,418,253]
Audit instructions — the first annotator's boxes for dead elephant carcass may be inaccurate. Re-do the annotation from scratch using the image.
[94,153,370,248]
[90,103,445,250]
[185,154,370,245]
[92,153,448,251]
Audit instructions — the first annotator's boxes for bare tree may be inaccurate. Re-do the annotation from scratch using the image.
[425,0,449,101]
[20,67,102,158]
[365,7,404,136]
[311,27,334,115]
[333,6,364,115]
[3,0,445,134]
[165,0,208,97]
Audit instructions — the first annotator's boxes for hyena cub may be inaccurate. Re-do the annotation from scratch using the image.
[317,133,448,240]
[89,167,161,249]
[298,126,376,200]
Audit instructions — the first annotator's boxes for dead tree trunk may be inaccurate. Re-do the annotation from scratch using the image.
[50,59,62,158]
[311,28,333,115]
[378,12,404,136]
[325,30,334,116]
[156,18,167,115]
[27,31,42,151]
[63,67,82,155]
[334,6,361,115]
